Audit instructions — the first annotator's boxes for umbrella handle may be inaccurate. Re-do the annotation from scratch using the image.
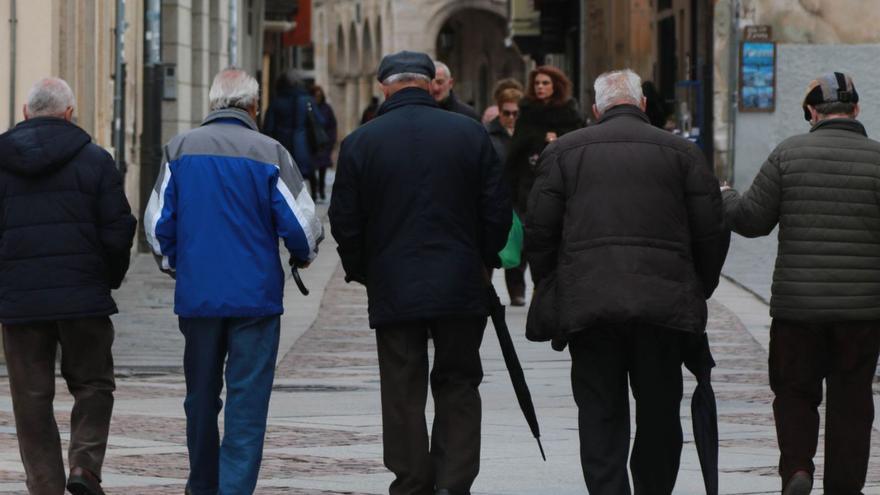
[291,266,310,296]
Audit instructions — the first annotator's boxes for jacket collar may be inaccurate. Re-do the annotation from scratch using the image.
[201,107,259,131]
[810,118,867,137]
[597,104,650,125]
[377,87,437,116]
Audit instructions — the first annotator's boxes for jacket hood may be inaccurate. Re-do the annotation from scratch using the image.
[0,117,91,176]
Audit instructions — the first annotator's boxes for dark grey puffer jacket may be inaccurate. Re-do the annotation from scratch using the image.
[723,118,880,321]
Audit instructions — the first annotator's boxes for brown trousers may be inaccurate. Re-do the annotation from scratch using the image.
[376,317,486,495]
[769,319,880,494]
[3,317,115,495]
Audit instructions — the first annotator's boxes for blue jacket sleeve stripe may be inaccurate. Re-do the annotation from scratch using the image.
[143,161,176,269]
[274,171,322,261]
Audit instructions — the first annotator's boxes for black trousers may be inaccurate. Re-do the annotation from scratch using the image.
[769,319,880,494]
[569,325,689,495]
[3,317,115,495]
[375,316,487,495]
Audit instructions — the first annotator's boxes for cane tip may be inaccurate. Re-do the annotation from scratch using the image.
[537,438,546,461]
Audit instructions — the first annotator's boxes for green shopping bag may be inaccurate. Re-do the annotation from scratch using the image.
[498,211,524,269]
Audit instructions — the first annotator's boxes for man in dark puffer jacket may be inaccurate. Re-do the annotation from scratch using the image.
[0,77,136,495]
[526,69,726,494]
[723,72,880,495]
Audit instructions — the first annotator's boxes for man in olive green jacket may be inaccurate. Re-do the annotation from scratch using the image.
[723,72,880,495]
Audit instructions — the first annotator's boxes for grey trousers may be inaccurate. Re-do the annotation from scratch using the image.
[3,317,115,495]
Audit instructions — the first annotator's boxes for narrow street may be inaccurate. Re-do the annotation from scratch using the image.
[0,210,877,494]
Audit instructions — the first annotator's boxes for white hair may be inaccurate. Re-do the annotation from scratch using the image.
[433,61,451,79]
[381,73,432,86]
[26,77,76,118]
[209,67,259,111]
[594,69,643,113]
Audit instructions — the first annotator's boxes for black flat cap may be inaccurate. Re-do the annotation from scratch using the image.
[377,50,435,83]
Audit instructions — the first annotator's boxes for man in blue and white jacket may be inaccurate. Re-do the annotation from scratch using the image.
[144,67,323,495]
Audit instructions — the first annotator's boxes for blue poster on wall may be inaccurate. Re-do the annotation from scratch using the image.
[740,41,776,112]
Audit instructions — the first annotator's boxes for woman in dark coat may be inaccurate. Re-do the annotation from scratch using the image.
[263,71,320,192]
[311,85,338,202]
[505,65,582,302]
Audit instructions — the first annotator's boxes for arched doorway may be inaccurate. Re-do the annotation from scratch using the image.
[434,8,525,113]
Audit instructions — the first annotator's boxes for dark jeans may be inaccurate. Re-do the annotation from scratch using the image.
[769,319,880,494]
[569,325,689,495]
[179,316,280,495]
[376,316,487,495]
[3,317,115,495]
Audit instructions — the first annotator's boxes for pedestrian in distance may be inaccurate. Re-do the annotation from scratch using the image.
[311,84,338,203]
[525,69,726,494]
[482,78,525,126]
[144,67,323,495]
[0,77,137,495]
[329,50,511,495]
[360,96,380,125]
[722,72,880,495]
[263,69,324,198]
[487,87,527,306]
[506,65,582,304]
[431,60,481,122]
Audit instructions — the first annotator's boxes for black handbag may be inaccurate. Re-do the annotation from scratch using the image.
[305,100,331,152]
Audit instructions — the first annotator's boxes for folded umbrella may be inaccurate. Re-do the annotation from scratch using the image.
[486,284,546,461]
[684,333,719,495]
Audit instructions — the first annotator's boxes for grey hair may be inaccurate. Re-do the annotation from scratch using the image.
[209,67,260,111]
[26,77,76,118]
[594,69,643,113]
[433,61,452,79]
[381,73,432,86]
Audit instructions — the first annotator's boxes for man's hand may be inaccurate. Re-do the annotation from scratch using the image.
[720,180,732,193]
[289,256,311,269]
[545,131,558,143]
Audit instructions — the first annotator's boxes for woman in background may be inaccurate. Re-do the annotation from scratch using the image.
[311,85,338,202]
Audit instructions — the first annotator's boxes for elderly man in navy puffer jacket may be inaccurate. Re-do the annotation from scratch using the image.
[0,77,136,495]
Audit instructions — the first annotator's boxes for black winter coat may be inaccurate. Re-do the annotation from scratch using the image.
[507,98,582,214]
[329,87,511,328]
[0,117,136,324]
[526,105,726,335]
[723,118,880,321]
[438,91,481,122]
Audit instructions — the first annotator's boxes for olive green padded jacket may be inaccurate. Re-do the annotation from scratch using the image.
[723,118,880,321]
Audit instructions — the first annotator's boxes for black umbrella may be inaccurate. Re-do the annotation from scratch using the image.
[486,284,546,461]
[684,333,718,495]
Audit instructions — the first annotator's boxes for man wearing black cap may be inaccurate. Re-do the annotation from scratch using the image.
[329,51,510,495]
[722,72,880,495]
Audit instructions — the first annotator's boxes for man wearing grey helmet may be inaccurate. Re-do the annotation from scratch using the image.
[722,72,880,495]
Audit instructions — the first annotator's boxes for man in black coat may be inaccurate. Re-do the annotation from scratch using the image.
[0,78,137,495]
[526,69,726,494]
[329,51,510,495]
[431,61,481,122]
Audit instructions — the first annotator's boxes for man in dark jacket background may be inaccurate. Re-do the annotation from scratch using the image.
[0,77,137,495]
[526,69,725,494]
[329,51,510,495]
[722,72,880,495]
[431,60,481,122]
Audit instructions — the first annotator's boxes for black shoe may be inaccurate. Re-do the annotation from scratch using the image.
[510,295,526,306]
[782,470,812,495]
[66,467,105,495]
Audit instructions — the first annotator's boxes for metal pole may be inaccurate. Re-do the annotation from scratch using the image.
[228,0,238,66]
[727,0,739,184]
[113,0,127,173]
[8,0,16,129]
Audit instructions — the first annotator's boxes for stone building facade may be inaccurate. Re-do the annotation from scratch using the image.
[311,0,525,136]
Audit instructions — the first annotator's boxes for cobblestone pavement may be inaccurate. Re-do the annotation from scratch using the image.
[0,218,878,492]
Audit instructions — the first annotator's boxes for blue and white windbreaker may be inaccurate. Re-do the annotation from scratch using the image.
[144,108,323,317]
